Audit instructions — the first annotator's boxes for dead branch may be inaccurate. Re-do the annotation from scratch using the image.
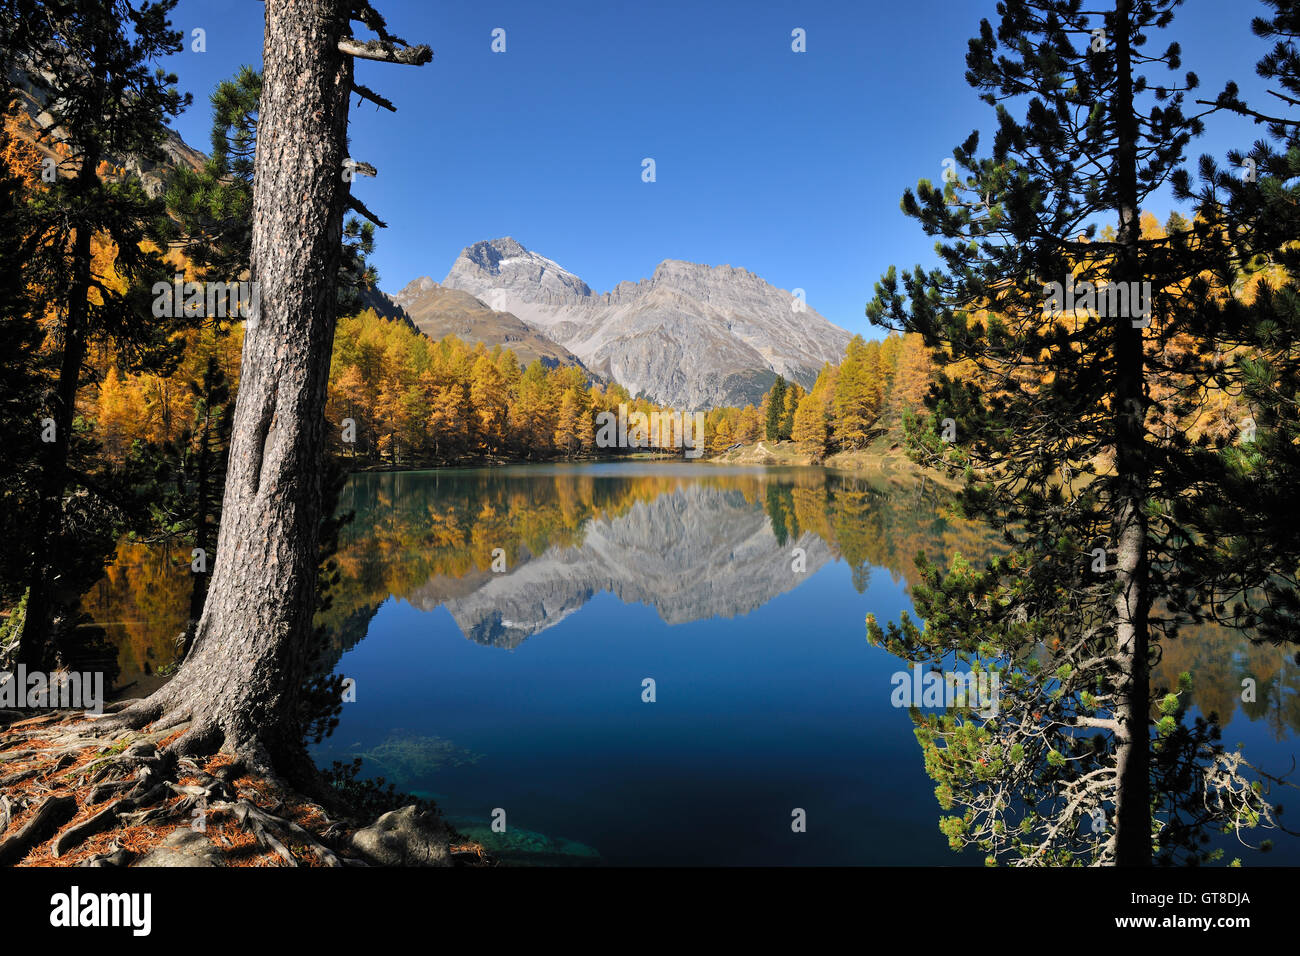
[352,82,396,112]
[346,194,387,228]
[338,37,432,66]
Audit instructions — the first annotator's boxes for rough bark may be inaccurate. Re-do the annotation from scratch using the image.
[113,0,355,775]
[1108,0,1153,867]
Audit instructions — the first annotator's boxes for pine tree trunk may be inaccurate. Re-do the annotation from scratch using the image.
[116,0,353,772]
[1109,0,1153,867]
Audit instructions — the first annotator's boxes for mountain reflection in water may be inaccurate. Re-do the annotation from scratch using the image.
[84,462,1300,864]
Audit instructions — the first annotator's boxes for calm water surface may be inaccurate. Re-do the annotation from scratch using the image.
[88,462,1300,865]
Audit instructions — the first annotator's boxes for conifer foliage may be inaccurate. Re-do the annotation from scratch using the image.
[2,0,191,669]
[866,0,1288,865]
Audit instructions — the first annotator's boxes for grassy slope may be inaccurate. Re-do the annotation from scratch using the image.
[707,429,963,490]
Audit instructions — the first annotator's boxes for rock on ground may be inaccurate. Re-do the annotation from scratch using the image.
[348,805,453,867]
[136,828,221,867]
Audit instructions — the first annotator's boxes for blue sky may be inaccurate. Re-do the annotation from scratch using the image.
[159,0,1280,338]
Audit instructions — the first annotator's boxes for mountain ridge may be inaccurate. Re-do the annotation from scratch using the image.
[436,237,851,408]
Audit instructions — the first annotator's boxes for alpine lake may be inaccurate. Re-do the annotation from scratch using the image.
[85,462,1300,865]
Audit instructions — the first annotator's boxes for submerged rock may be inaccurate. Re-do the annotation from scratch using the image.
[450,819,601,867]
[351,732,482,791]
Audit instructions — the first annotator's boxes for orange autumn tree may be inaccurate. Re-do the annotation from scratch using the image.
[326,308,721,464]
[0,101,51,626]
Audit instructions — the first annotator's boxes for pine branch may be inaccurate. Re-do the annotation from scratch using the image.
[1196,95,1297,129]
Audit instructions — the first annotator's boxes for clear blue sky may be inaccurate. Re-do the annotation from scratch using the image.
[158,0,1279,337]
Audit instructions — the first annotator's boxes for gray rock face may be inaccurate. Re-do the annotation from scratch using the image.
[440,237,851,408]
[348,805,454,867]
[452,236,594,302]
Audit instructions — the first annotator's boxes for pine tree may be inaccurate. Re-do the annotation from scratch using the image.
[0,98,48,642]
[163,65,379,317]
[877,332,904,405]
[428,384,470,460]
[764,374,788,441]
[95,365,144,462]
[780,381,804,440]
[470,353,509,455]
[161,67,259,298]
[168,356,233,658]
[866,0,1283,865]
[329,363,369,458]
[735,404,763,444]
[7,0,191,668]
[1169,0,1300,648]
[710,416,735,454]
[105,0,432,775]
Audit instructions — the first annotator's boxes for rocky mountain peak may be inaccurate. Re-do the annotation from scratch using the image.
[394,276,439,304]
[435,237,850,408]
[460,237,525,271]
[447,237,593,303]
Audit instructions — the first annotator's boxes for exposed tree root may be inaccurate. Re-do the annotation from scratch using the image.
[0,794,76,865]
[0,704,488,868]
[54,798,131,857]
